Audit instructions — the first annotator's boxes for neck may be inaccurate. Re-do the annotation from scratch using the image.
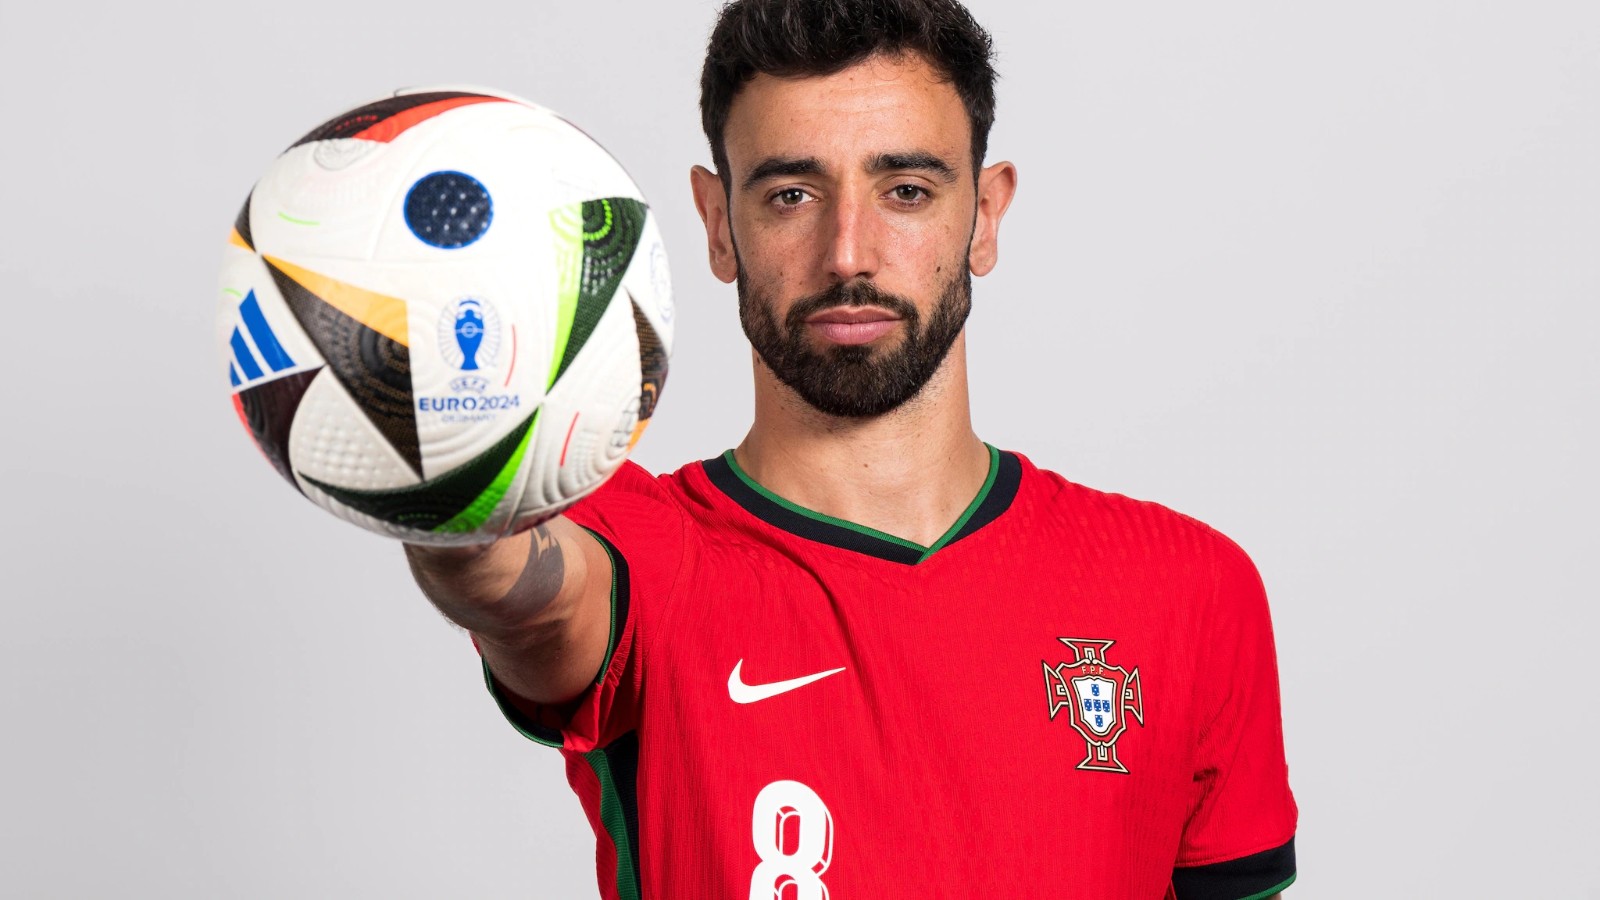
[734,333,990,547]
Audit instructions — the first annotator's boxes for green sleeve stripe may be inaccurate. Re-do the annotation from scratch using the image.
[1237,873,1296,900]
[582,527,626,687]
[479,527,628,747]
[583,746,641,900]
[478,657,563,748]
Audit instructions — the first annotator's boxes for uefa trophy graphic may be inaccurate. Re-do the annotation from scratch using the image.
[453,299,487,371]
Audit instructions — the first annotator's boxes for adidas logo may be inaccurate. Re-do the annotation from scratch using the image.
[227,289,297,387]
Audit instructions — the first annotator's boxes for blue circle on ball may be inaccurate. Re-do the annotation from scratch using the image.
[404,171,492,249]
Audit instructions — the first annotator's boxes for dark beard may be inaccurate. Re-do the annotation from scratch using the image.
[738,266,972,418]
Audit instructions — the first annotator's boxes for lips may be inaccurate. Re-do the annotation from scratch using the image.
[806,306,899,325]
[805,306,902,345]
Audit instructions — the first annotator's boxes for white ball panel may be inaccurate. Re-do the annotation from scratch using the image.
[410,306,550,483]
[516,113,647,212]
[289,371,420,491]
[247,137,427,264]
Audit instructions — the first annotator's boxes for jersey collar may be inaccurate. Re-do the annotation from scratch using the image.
[701,444,1022,565]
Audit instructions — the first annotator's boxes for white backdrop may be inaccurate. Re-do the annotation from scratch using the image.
[1,0,1595,897]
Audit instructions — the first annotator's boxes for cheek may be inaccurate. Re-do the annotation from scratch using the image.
[735,224,808,295]
[736,254,790,310]
[882,214,967,274]
[747,220,819,268]
[733,207,804,267]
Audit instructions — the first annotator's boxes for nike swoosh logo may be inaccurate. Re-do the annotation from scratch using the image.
[728,659,847,704]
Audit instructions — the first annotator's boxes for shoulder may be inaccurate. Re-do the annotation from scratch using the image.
[564,456,740,545]
[1008,450,1259,579]
[566,458,707,514]
[558,460,700,572]
[566,460,681,522]
[1010,452,1276,653]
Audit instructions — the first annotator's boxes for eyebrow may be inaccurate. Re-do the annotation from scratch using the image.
[742,157,826,190]
[740,150,962,191]
[867,151,960,184]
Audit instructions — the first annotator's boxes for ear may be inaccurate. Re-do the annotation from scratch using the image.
[968,161,1018,277]
[690,165,739,284]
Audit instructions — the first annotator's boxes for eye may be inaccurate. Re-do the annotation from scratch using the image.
[890,184,930,204]
[773,188,812,207]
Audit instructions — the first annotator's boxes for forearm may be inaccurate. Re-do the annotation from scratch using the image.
[404,517,613,705]
[404,520,580,645]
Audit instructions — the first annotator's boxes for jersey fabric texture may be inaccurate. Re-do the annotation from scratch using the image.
[480,448,1298,900]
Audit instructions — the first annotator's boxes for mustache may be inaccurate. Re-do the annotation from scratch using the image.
[783,280,920,328]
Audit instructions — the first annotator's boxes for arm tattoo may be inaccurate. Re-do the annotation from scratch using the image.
[407,526,569,639]
[507,524,565,610]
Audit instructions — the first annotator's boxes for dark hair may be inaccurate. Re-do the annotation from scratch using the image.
[700,0,997,182]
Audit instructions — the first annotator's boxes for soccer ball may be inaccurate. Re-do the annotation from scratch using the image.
[219,87,673,545]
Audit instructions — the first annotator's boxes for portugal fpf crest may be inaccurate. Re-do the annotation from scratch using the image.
[1043,638,1144,773]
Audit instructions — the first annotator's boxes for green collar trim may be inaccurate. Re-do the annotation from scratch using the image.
[707,444,1017,565]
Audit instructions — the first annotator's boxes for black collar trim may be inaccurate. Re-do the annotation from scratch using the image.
[702,446,1021,565]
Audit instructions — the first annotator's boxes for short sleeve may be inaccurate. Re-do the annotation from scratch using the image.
[481,461,691,754]
[1171,535,1298,899]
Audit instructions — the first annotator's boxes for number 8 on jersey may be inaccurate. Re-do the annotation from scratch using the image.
[750,780,833,900]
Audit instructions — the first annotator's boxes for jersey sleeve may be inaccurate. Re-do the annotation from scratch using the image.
[1170,534,1298,900]
[480,461,692,754]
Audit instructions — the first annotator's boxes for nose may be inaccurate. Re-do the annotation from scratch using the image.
[822,192,881,284]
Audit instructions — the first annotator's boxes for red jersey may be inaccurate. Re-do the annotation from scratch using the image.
[481,448,1298,899]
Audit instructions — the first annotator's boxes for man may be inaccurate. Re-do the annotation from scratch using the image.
[407,0,1298,897]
